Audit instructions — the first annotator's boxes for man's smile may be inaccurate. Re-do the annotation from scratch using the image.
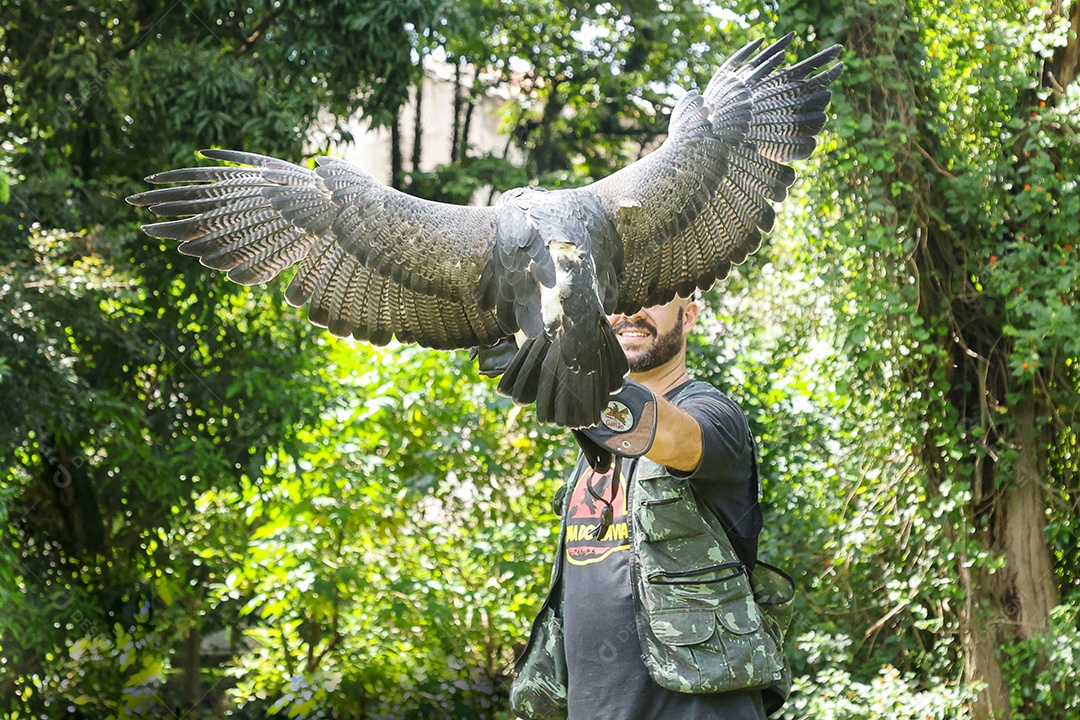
[613,321,655,341]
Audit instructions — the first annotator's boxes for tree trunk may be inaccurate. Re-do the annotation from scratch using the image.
[411,74,424,177]
[960,392,1058,719]
[960,584,1010,720]
[459,66,480,162]
[1047,0,1080,89]
[451,59,462,163]
[825,0,1073,714]
[955,3,1078,710]
[532,81,566,176]
[918,228,1058,717]
[180,619,201,708]
[390,111,403,191]
[1000,394,1058,642]
[39,435,106,552]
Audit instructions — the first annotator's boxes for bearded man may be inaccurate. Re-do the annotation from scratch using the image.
[509,295,784,720]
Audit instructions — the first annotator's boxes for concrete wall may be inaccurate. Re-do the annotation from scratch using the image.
[312,60,517,203]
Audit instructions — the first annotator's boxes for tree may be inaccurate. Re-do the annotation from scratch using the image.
[772,0,1080,716]
[0,0,438,713]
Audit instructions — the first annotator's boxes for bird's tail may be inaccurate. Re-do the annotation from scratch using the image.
[498,313,628,428]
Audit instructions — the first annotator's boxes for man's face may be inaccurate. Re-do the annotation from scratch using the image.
[608,299,693,373]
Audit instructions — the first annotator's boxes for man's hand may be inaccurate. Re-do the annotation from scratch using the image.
[573,378,657,473]
[471,337,519,377]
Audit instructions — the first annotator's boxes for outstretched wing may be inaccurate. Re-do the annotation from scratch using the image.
[127,150,506,349]
[584,33,843,314]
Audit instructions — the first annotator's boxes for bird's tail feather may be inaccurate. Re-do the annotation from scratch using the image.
[498,314,628,428]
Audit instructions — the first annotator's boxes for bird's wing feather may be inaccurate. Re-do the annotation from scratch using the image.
[127,150,506,349]
[583,33,843,314]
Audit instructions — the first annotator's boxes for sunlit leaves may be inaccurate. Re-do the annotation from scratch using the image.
[767,0,1079,715]
[191,340,570,717]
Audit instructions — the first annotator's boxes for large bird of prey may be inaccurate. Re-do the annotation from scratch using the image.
[128,33,842,428]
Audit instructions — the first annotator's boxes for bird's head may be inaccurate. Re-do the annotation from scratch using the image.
[548,240,584,263]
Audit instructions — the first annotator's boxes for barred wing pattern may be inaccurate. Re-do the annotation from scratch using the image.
[127,34,841,427]
[128,150,505,349]
[586,33,843,314]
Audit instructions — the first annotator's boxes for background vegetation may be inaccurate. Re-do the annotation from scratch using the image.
[1,0,1077,717]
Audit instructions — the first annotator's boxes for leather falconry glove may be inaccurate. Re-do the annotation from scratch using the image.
[470,337,520,377]
[572,378,658,474]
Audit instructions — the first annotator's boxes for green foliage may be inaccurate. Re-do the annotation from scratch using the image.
[785,633,975,719]
[761,0,1079,716]
[436,0,762,183]
[680,4,1080,718]
[0,224,325,716]
[204,344,571,719]
[1003,603,1080,718]
[0,0,455,277]
[405,153,530,204]
[25,600,170,715]
[1,1,442,714]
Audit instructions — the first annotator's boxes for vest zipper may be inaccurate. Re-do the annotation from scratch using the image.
[646,561,745,584]
[640,494,683,507]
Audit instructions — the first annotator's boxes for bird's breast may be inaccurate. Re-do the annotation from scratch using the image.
[540,241,584,327]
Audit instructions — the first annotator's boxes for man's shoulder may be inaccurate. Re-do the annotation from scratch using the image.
[668,379,734,405]
[670,379,749,430]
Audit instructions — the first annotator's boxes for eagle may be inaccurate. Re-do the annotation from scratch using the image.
[127,33,842,428]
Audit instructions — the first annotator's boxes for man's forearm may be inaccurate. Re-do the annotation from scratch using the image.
[645,395,703,473]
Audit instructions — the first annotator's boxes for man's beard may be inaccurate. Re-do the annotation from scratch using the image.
[615,307,685,373]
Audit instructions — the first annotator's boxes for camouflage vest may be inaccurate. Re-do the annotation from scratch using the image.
[510,381,794,719]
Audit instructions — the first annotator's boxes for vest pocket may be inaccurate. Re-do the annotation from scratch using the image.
[636,492,712,542]
[715,594,763,635]
[642,561,752,615]
[643,595,775,696]
[649,608,716,645]
[646,562,744,586]
[646,595,761,643]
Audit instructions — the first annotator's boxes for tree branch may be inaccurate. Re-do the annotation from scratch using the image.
[237,7,287,54]
[914,142,956,178]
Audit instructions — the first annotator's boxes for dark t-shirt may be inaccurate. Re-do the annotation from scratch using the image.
[561,381,767,720]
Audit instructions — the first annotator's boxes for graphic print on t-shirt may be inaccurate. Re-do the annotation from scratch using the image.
[565,466,630,565]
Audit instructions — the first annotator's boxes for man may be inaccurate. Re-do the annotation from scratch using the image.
[509,295,785,720]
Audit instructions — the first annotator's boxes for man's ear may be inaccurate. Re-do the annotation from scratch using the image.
[683,299,700,332]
